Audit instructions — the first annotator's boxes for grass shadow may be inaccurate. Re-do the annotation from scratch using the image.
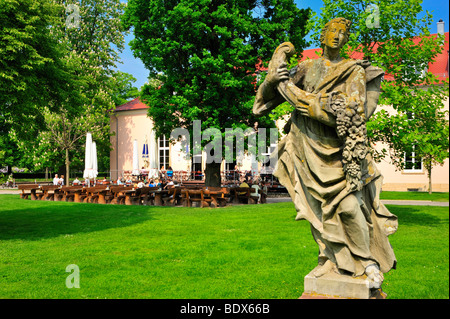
[386,205,447,227]
[0,196,160,241]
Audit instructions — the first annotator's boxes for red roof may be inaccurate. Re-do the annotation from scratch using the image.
[298,32,449,82]
[115,97,148,112]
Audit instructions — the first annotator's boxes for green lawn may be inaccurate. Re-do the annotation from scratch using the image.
[380,191,449,202]
[0,195,448,299]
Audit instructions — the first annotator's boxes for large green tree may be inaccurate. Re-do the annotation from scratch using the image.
[311,0,449,193]
[8,0,133,181]
[0,0,74,164]
[123,0,311,186]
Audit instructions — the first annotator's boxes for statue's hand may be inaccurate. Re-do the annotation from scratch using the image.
[356,59,372,68]
[296,92,329,118]
[266,62,290,88]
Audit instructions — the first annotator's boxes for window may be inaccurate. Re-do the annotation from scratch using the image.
[159,135,170,169]
[403,60,428,81]
[404,145,422,172]
[403,112,423,172]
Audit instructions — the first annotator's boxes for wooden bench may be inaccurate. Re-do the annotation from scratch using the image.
[129,187,155,205]
[232,187,252,204]
[84,185,108,203]
[181,180,205,188]
[109,186,134,204]
[58,186,83,202]
[105,185,125,204]
[181,189,211,208]
[141,187,159,205]
[17,184,41,200]
[162,187,182,206]
[203,187,229,207]
[40,185,62,201]
[259,187,268,204]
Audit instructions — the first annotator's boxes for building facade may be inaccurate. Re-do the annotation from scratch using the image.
[110,31,449,192]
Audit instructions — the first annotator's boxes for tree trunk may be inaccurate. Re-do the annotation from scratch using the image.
[428,166,432,195]
[204,162,221,187]
[65,148,70,186]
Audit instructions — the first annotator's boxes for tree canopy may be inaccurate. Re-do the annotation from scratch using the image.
[311,0,449,193]
[123,0,311,185]
[1,0,137,181]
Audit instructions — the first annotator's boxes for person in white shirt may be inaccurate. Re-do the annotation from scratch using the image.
[72,177,80,185]
[53,174,59,185]
[164,179,174,189]
[137,181,145,188]
[250,181,260,202]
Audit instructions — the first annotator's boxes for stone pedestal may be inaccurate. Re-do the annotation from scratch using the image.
[300,266,386,299]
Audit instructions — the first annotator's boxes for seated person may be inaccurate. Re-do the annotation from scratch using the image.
[6,174,13,187]
[72,177,80,186]
[250,181,261,202]
[53,174,59,185]
[239,179,250,195]
[166,166,174,179]
[155,179,162,190]
[164,179,174,189]
[137,181,145,188]
[260,181,268,203]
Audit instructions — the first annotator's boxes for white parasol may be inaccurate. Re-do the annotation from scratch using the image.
[149,129,158,179]
[92,141,98,184]
[83,132,97,185]
[132,139,140,175]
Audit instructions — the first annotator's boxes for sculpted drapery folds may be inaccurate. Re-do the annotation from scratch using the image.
[254,18,397,286]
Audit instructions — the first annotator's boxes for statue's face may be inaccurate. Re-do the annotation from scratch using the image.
[323,22,347,49]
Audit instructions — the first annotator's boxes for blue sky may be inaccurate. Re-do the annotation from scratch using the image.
[117,0,450,89]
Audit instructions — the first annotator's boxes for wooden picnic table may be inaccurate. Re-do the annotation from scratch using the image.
[204,187,230,207]
[229,187,252,204]
[203,189,224,208]
[88,188,109,204]
[162,187,184,206]
[84,186,108,203]
[121,189,137,205]
[72,188,86,203]
[17,184,41,200]
[181,189,204,207]
[40,185,62,201]
[59,186,85,202]
[152,189,169,206]
[125,188,169,206]
[109,186,134,204]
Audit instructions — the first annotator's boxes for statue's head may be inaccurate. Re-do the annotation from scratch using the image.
[320,18,352,50]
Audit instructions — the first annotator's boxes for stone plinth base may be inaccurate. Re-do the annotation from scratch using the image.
[301,266,387,299]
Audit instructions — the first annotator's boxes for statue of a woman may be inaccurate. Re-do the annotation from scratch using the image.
[254,18,397,288]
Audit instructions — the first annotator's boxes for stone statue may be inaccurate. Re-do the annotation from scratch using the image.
[253,18,397,297]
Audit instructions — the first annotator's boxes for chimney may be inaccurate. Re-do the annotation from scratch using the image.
[437,19,445,35]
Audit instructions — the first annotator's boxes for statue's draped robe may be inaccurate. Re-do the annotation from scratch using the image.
[254,58,397,276]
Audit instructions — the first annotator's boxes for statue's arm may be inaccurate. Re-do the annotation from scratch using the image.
[253,80,286,117]
[293,89,335,127]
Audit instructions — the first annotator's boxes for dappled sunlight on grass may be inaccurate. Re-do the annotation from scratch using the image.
[0,195,448,299]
